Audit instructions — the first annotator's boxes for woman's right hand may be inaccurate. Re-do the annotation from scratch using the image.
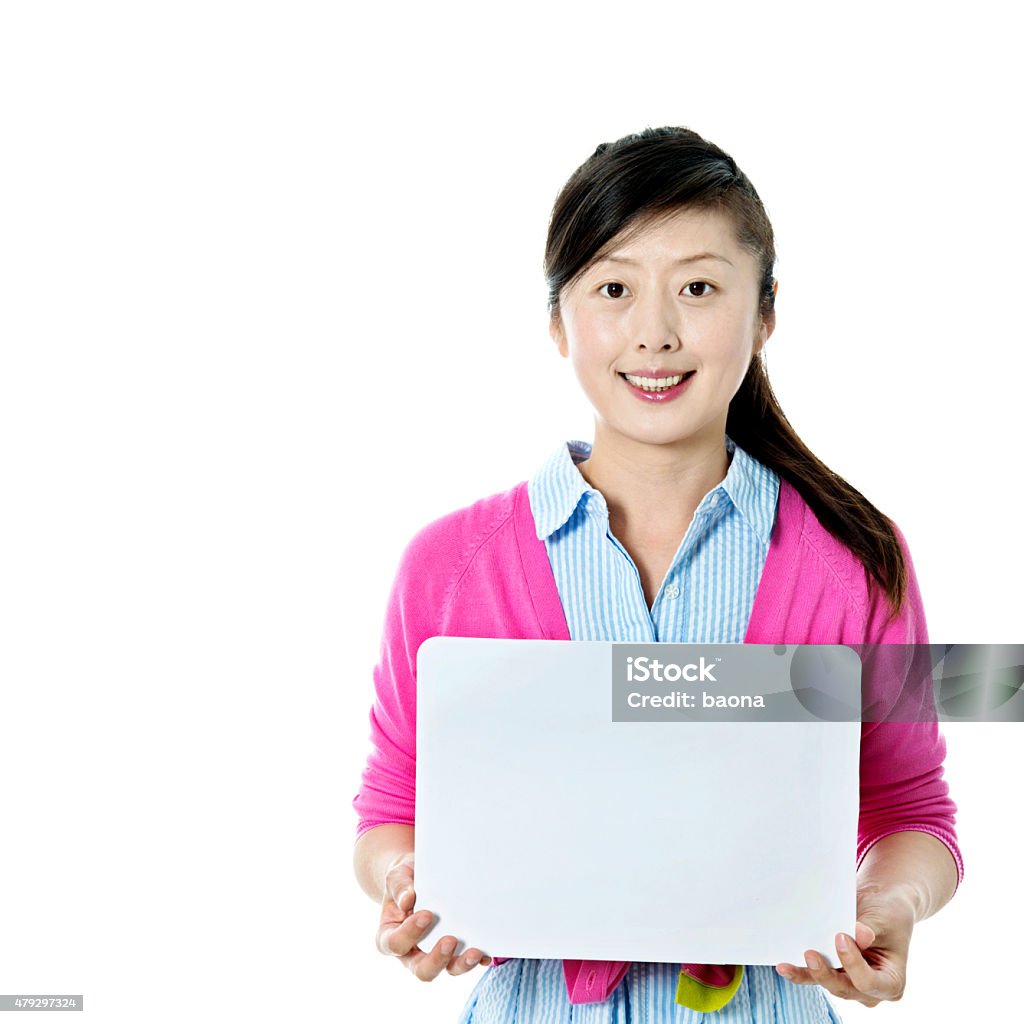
[375,851,493,980]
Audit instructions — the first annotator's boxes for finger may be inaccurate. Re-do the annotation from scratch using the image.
[835,932,903,1001]
[803,949,880,1008]
[776,959,837,988]
[407,935,459,982]
[377,910,435,957]
[855,920,877,949]
[446,947,491,977]
[379,886,419,930]
[776,962,815,985]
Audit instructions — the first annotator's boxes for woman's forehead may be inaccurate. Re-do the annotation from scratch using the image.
[587,207,749,271]
[603,207,737,254]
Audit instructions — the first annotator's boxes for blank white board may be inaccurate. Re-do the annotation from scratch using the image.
[415,637,859,966]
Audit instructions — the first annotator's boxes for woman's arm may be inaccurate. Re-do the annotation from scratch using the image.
[778,527,962,1006]
[855,528,964,884]
[352,516,494,981]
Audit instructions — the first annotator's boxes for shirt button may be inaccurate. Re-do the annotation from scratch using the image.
[664,583,680,599]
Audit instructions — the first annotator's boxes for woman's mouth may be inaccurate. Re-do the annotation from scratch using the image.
[619,370,696,401]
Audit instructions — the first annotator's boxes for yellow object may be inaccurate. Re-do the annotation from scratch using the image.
[674,964,744,1011]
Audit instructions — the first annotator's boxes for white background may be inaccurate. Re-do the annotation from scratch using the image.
[0,2,1020,1022]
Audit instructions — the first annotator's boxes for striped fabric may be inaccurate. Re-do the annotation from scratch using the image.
[456,437,842,1023]
[461,960,842,1024]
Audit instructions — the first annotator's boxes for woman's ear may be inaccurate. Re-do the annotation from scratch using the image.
[549,312,569,358]
[754,281,778,356]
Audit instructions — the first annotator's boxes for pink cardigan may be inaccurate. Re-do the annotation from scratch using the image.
[353,477,963,1004]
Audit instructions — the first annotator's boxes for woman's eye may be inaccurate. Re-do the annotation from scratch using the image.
[598,282,628,299]
[685,281,714,297]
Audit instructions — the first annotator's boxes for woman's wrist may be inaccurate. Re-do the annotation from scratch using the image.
[353,823,415,903]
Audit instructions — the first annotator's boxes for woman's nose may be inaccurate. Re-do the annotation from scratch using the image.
[630,292,682,350]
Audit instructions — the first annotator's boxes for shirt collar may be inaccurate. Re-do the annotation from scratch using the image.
[531,436,778,545]
[530,439,598,539]
[719,436,778,546]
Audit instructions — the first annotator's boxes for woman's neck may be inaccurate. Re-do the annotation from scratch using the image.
[576,431,731,542]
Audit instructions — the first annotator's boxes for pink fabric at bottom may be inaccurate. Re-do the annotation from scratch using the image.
[562,960,633,1004]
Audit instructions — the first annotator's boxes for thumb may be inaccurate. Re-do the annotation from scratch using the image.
[396,884,415,912]
[854,919,878,950]
[383,854,416,911]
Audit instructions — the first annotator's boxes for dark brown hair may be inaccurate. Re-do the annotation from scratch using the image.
[544,126,907,617]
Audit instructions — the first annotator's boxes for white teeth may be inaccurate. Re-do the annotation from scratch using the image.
[623,373,688,391]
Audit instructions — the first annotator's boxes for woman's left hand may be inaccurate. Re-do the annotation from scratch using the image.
[775,885,917,1007]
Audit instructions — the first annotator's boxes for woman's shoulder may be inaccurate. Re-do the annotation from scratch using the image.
[775,478,866,593]
[393,479,530,586]
[775,477,923,637]
[406,479,526,548]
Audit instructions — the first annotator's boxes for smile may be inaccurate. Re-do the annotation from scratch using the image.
[620,371,696,393]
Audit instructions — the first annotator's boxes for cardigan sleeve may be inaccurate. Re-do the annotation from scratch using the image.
[352,524,445,839]
[856,524,965,889]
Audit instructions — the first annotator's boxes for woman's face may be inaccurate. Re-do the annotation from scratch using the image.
[551,206,774,455]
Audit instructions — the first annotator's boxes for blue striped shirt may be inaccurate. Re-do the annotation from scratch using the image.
[457,437,841,1024]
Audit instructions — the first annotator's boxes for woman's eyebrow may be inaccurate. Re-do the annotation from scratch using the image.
[598,252,734,268]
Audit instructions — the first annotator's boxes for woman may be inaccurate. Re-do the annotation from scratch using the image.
[353,126,962,1022]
